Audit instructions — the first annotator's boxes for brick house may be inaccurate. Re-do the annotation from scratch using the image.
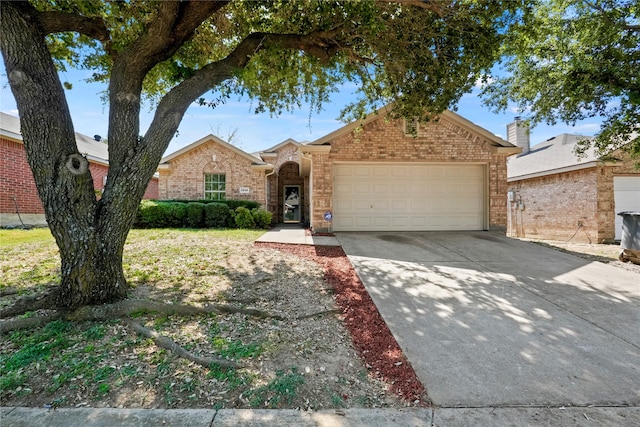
[303,108,519,232]
[158,135,308,224]
[506,118,640,243]
[158,107,519,232]
[158,134,272,205]
[0,112,159,227]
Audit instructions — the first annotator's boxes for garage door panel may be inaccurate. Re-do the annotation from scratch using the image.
[333,164,485,231]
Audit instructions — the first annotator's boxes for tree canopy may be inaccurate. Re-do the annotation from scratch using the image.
[0,0,520,310]
[483,0,640,157]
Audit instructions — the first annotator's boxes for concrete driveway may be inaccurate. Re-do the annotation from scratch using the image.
[336,231,640,408]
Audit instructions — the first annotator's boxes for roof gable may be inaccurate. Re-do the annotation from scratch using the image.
[261,138,301,153]
[161,134,265,165]
[308,105,516,150]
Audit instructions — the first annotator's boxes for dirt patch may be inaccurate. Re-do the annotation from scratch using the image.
[1,230,424,410]
[255,242,429,405]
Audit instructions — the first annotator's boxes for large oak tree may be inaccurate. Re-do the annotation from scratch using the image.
[483,0,640,157]
[1,0,518,312]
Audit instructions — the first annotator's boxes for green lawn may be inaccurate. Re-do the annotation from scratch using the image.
[0,228,54,246]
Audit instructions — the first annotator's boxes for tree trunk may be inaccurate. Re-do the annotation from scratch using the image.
[0,2,137,309]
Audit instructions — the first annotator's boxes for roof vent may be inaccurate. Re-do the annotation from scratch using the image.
[94,135,102,142]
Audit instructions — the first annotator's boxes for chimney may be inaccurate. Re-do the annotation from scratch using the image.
[507,117,530,155]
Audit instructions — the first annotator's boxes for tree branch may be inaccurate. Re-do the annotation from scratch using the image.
[139,27,351,173]
[398,0,446,16]
[37,11,110,42]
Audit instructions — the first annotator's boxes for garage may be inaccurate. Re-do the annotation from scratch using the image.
[614,176,640,240]
[332,163,486,231]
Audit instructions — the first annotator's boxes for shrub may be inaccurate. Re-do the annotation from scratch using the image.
[251,208,272,229]
[225,200,260,211]
[185,202,206,228]
[136,200,163,228]
[164,202,187,227]
[234,206,255,229]
[204,202,232,228]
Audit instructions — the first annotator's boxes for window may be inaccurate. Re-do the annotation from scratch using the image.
[404,118,419,135]
[204,173,226,201]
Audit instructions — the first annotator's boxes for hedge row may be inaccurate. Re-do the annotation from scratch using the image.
[135,200,272,229]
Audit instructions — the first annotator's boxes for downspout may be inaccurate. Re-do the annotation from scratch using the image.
[265,168,275,215]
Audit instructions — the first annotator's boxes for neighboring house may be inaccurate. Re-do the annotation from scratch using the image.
[0,112,159,227]
[159,107,520,232]
[506,118,640,242]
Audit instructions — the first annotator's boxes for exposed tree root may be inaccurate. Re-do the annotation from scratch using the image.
[1,296,279,370]
[0,312,63,334]
[124,319,240,369]
[0,290,57,319]
[65,299,284,321]
[0,288,19,297]
[1,297,284,335]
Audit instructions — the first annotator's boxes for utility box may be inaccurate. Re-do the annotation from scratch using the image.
[618,211,640,264]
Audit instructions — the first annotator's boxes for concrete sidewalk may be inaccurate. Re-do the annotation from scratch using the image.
[255,224,340,246]
[3,406,639,426]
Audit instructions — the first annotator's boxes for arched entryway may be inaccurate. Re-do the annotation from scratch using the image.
[270,161,307,224]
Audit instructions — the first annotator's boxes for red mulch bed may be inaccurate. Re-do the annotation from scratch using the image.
[255,242,430,406]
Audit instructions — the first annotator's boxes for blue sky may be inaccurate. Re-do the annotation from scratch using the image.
[1,64,603,156]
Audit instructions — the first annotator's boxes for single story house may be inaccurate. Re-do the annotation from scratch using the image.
[158,107,520,232]
[506,118,640,242]
[0,112,159,227]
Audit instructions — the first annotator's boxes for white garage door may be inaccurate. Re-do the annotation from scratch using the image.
[614,176,640,240]
[333,163,485,231]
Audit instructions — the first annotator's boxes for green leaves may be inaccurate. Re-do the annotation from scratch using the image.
[32,0,517,124]
[484,0,640,157]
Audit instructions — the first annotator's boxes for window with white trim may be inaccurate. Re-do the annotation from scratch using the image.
[204,173,226,201]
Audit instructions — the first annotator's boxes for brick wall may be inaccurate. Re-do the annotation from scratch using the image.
[309,116,509,231]
[1,137,159,223]
[508,168,599,242]
[508,151,639,243]
[0,138,43,214]
[158,139,266,206]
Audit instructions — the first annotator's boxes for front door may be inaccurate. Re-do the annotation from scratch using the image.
[283,185,301,223]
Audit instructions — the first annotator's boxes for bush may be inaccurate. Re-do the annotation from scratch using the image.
[204,202,232,228]
[136,200,163,228]
[234,206,255,229]
[225,200,260,211]
[164,202,187,227]
[251,208,272,229]
[185,202,206,228]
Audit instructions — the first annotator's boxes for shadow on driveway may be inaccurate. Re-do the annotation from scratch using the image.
[337,231,640,407]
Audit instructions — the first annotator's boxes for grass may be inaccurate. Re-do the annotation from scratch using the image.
[0,227,391,410]
[0,228,275,407]
[247,368,305,408]
[0,228,53,246]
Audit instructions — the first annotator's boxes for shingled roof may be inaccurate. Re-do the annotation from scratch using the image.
[507,134,600,181]
[0,112,109,165]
